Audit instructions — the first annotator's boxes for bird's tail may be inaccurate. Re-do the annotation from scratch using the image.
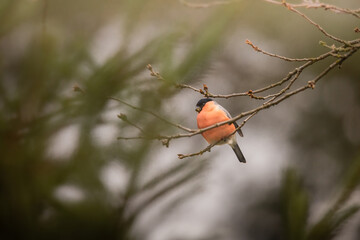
[231,143,246,163]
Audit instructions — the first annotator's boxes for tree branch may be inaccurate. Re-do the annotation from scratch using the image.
[115,1,360,159]
[118,47,356,154]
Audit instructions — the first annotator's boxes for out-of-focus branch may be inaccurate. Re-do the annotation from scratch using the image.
[182,0,360,19]
[117,113,145,133]
[179,0,239,8]
[109,96,195,133]
[42,0,48,37]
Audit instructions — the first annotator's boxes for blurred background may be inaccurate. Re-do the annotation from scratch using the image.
[0,0,360,239]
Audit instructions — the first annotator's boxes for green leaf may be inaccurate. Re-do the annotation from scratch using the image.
[307,156,360,240]
[280,168,309,240]
[307,205,360,240]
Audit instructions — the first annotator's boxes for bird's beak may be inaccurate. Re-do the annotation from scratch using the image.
[195,107,201,113]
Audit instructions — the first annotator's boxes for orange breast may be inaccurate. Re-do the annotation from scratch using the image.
[197,102,235,144]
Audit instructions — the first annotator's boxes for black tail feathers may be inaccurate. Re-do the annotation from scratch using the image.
[231,143,246,163]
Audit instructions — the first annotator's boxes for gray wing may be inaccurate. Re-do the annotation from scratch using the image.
[215,102,244,137]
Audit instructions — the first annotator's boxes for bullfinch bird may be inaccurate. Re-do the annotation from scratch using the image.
[196,98,246,163]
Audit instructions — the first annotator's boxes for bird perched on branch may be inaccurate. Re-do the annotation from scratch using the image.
[196,98,246,163]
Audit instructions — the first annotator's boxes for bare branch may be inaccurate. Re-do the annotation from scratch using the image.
[115,0,360,159]
[178,142,216,159]
[147,38,357,100]
[264,0,356,46]
[117,113,145,133]
[245,39,318,62]
[178,111,257,159]
[109,97,196,133]
[42,0,48,37]
[124,46,356,145]
[287,5,351,46]
[265,0,360,19]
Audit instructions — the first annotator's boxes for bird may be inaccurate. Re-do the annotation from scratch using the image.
[195,98,246,163]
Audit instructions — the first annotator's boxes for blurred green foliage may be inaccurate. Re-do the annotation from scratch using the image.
[281,169,308,240]
[281,159,360,240]
[0,0,237,239]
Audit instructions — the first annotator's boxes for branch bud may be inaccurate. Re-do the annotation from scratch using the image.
[203,84,208,91]
[245,39,260,52]
[308,81,315,89]
[161,139,170,148]
[319,40,327,46]
[117,113,128,121]
[247,90,254,98]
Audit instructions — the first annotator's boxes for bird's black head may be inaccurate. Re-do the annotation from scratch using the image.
[195,98,213,113]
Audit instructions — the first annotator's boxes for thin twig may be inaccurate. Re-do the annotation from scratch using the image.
[246,39,318,62]
[265,0,355,46]
[109,97,196,133]
[147,39,353,100]
[286,4,351,46]
[264,0,360,19]
[178,143,217,159]
[117,113,146,133]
